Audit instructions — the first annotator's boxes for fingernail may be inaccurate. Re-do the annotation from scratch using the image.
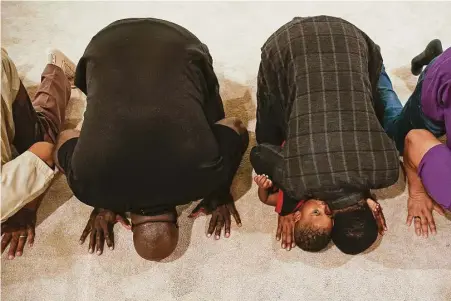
[292,243,296,248]
[282,244,285,249]
[79,240,83,245]
[109,246,114,250]
[8,255,14,260]
[287,247,291,251]
[89,248,93,253]
[97,251,101,255]
[225,233,230,238]
[215,235,220,240]
[16,252,22,257]
[207,234,211,237]
[238,223,242,227]
[276,237,280,241]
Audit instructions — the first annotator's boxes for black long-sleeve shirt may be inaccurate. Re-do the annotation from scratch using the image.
[70,18,226,213]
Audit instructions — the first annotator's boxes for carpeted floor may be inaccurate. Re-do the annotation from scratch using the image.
[1,2,451,301]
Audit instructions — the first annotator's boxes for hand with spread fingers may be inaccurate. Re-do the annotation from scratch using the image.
[79,208,131,255]
[1,208,37,260]
[207,202,242,239]
[276,213,296,251]
[406,191,445,238]
[367,199,388,235]
[254,174,273,189]
[189,194,242,240]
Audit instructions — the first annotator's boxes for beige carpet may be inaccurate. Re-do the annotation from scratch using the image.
[2,2,451,301]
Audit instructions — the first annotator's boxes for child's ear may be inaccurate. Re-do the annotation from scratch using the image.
[293,210,302,222]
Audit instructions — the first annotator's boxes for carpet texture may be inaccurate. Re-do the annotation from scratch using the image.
[1,2,451,301]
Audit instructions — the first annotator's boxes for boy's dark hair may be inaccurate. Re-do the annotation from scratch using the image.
[331,200,378,255]
[294,224,331,252]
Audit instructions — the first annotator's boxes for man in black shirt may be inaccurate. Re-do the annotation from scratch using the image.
[54,18,248,261]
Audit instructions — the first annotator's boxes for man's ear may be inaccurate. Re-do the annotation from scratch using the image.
[293,210,302,222]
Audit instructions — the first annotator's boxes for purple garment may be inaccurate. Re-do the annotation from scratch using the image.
[421,47,451,149]
[418,144,451,210]
[420,48,451,210]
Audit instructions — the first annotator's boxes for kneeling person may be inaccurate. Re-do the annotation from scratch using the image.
[251,16,398,254]
[55,18,248,261]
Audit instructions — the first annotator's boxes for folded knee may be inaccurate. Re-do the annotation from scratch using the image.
[404,129,434,150]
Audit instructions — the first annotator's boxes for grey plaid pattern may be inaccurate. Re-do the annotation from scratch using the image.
[257,16,399,200]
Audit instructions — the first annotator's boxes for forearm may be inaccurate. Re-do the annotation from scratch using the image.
[403,129,440,195]
[24,193,45,211]
[258,187,278,207]
[258,187,270,203]
[404,159,427,196]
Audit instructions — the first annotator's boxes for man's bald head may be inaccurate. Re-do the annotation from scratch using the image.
[131,213,179,261]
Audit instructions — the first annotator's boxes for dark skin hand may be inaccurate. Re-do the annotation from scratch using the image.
[1,207,36,260]
[276,213,296,251]
[189,196,242,240]
[1,143,54,260]
[79,208,131,255]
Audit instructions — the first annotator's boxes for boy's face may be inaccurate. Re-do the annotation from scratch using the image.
[294,199,333,231]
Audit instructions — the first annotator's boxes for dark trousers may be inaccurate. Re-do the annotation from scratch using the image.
[12,64,71,153]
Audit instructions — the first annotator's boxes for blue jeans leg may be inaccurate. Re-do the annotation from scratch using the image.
[377,63,446,154]
[377,65,403,133]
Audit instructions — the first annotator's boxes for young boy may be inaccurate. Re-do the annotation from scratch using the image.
[254,174,333,252]
[251,16,397,254]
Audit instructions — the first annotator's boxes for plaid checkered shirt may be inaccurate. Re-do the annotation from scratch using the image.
[256,16,399,205]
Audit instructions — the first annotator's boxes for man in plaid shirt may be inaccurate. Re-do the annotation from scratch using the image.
[251,16,399,254]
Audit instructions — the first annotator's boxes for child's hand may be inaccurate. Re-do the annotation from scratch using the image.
[254,174,273,189]
[276,213,296,251]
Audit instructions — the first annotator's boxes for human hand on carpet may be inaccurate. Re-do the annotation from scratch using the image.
[406,190,444,238]
[207,202,242,240]
[276,213,296,251]
[1,208,37,260]
[189,194,242,239]
[79,208,131,255]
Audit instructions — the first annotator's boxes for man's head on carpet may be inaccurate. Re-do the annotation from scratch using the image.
[332,199,381,255]
[131,212,179,261]
[293,199,333,252]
